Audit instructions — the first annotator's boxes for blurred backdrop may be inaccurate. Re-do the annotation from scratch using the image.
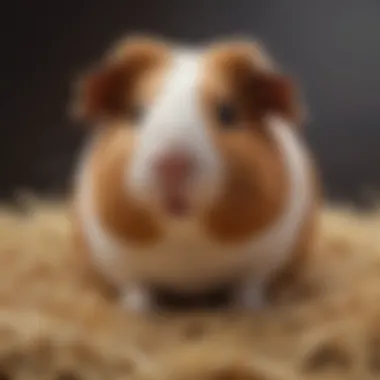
[1,0,380,205]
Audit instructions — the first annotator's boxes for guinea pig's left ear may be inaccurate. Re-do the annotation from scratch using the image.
[221,43,305,125]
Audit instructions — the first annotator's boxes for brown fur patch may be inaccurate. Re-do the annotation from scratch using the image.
[88,125,164,246]
[202,128,288,243]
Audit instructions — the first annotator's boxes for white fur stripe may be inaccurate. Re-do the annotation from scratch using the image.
[239,116,311,280]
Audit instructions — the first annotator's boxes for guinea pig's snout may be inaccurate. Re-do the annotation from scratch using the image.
[153,151,195,188]
[152,150,197,216]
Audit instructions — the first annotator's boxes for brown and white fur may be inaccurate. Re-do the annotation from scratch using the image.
[70,36,320,313]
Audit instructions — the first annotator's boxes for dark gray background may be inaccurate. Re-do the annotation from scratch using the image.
[1,0,380,204]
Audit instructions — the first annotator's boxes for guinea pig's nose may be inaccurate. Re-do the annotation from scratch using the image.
[154,151,195,187]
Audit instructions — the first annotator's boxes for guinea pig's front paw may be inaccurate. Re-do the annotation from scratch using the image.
[235,283,267,311]
[120,286,154,314]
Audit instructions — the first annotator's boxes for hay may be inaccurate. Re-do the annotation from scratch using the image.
[0,200,379,380]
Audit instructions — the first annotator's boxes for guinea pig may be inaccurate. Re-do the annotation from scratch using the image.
[70,35,320,313]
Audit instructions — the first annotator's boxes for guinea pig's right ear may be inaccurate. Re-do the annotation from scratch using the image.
[70,62,127,122]
[69,37,169,123]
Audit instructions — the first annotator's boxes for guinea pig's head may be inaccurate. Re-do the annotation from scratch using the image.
[72,36,303,223]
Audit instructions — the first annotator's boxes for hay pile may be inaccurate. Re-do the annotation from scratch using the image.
[0,199,379,380]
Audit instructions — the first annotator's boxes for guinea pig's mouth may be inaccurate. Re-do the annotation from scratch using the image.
[162,193,191,218]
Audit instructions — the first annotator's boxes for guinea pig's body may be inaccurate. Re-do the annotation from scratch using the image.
[70,36,320,312]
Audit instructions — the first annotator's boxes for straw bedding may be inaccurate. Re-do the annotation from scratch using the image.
[0,199,379,380]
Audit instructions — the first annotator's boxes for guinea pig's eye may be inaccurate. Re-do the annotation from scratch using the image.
[128,103,145,123]
[217,102,238,129]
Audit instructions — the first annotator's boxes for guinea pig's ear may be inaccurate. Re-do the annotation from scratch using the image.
[244,71,303,124]
[69,37,169,123]
[70,62,127,122]
[218,41,305,125]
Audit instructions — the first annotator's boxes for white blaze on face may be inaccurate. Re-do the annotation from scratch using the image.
[126,49,224,205]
